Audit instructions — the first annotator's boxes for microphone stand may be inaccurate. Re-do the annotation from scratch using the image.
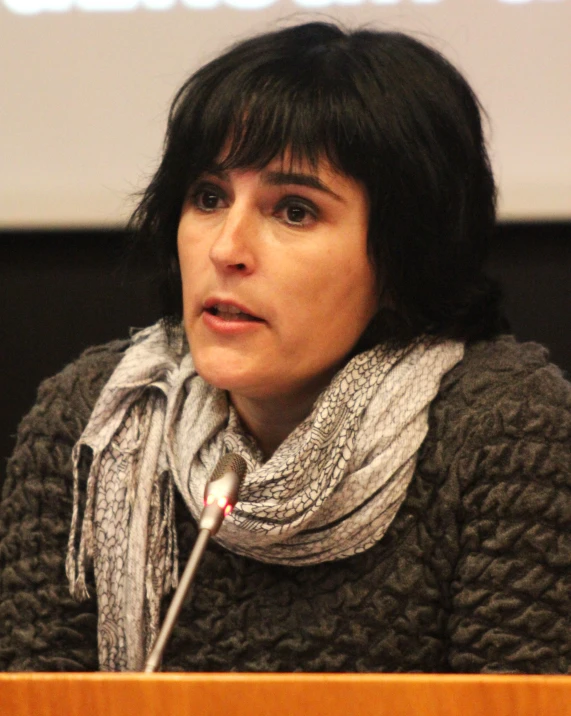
[144,528,211,673]
[143,453,246,673]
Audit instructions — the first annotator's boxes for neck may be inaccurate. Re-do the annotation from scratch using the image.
[230,390,320,460]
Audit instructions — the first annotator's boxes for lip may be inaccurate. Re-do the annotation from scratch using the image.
[203,297,262,319]
[201,297,265,335]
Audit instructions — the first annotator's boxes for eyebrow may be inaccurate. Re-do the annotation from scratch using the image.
[204,165,343,202]
[262,171,343,202]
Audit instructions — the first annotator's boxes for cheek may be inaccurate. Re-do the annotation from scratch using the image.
[285,263,376,358]
[177,226,209,305]
[177,240,192,309]
[178,221,198,268]
[314,250,376,314]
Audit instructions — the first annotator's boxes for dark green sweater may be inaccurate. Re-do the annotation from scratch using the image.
[1,336,570,673]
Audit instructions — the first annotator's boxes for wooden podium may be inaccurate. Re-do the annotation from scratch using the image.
[1,673,570,716]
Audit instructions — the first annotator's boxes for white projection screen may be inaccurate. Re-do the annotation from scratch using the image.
[1,0,570,228]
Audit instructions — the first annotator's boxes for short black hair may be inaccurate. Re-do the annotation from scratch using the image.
[130,21,504,349]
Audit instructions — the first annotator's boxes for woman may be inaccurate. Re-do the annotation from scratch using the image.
[1,22,570,674]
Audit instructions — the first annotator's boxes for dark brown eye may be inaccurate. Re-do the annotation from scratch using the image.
[278,198,318,227]
[196,190,221,210]
[286,205,307,224]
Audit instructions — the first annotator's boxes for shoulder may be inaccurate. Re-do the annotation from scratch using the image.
[430,336,571,444]
[420,335,571,528]
[37,338,131,413]
[20,339,130,446]
[3,337,130,503]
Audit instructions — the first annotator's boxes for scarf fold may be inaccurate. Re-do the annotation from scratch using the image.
[66,322,464,671]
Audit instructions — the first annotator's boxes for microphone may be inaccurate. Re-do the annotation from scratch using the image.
[144,453,247,673]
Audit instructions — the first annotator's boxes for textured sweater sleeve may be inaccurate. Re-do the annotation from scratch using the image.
[0,341,126,671]
[446,345,571,673]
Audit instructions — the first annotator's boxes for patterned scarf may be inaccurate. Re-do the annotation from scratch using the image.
[66,322,464,671]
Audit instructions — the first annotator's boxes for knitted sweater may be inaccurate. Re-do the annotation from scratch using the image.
[1,336,570,673]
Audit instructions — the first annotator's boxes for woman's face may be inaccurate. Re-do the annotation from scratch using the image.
[177,155,378,404]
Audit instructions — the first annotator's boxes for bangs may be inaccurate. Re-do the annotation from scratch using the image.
[170,43,374,184]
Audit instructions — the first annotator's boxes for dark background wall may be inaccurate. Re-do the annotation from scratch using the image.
[1,222,571,487]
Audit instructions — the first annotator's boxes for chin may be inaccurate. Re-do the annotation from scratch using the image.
[192,351,253,393]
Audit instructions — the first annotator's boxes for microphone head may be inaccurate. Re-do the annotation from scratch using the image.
[203,453,247,520]
[210,453,247,482]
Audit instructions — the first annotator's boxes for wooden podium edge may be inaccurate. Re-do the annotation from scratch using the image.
[1,672,570,716]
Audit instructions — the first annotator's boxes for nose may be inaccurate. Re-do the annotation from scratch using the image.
[209,201,257,275]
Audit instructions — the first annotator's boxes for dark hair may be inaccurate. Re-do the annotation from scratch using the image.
[130,21,504,349]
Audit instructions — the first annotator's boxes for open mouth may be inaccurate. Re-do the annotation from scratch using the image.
[205,305,263,322]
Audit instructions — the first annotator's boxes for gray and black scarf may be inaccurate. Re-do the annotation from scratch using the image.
[66,322,463,670]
